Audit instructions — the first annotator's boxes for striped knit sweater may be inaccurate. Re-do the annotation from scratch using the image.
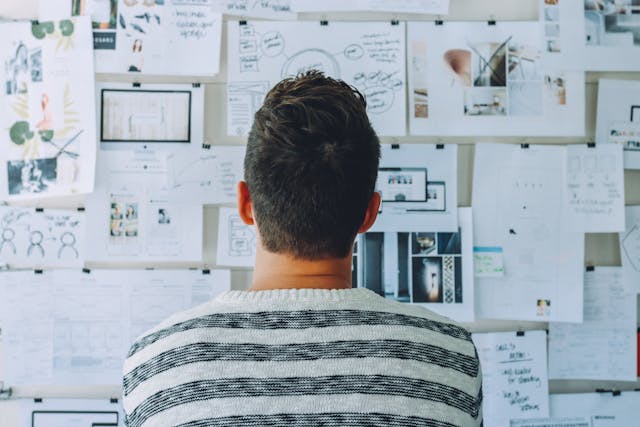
[123,288,483,427]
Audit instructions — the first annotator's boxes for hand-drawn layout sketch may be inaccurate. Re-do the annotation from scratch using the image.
[20,398,123,427]
[227,21,406,136]
[0,17,97,201]
[168,144,246,205]
[0,206,85,268]
[1,269,230,386]
[72,0,222,76]
[86,150,203,263]
[549,267,637,382]
[371,144,458,232]
[620,206,640,293]
[595,79,640,169]
[97,82,204,149]
[217,207,256,267]
[292,0,449,14]
[584,0,640,70]
[473,331,550,427]
[407,21,585,136]
[354,208,474,322]
[564,143,625,232]
[212,0,295,19]
[473,144,584,322]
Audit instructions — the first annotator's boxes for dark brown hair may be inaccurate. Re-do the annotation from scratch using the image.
[244,70,380,259]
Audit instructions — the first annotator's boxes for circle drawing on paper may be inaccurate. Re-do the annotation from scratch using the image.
[281,49,340,79]
[363,86,394,114]
[344,44,364,60]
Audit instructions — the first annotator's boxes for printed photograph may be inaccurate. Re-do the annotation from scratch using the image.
[443,49,472,87]
[536,299,551,317]
[470,42,507,87]
[412,257,443,303]
[125,203,138,236]
[158,208,171,224]
[507,43,542,81]
[437,231,461,255]
[545,6,560,21]
[7,158,57,195]
[109,201,124,237]
[412,232,437,255]
[585,0,640,47]
[463,87,508,116]
[72,0,118,29]
[545,75,567,105]
[4,42,29,95]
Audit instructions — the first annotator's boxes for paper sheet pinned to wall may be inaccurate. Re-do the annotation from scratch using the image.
[473,143,584,322]
[167,145,246,205]
[549,267,637,382]
[1,269,230,386]
[216,207,256,267]
[620,205,640,293]
[0,206,85,268]
[595,79,640,169]
[550,391,640,426]
[407,21,585,136]
[563,144,625,232]
[86,150,203,263]
[510,418,589,427]
[371,144,458,232]
[0,17,97,201]
[355,207,474,322]
[472,330,550,427]
[227,20,407,136]
[71,0,222,76]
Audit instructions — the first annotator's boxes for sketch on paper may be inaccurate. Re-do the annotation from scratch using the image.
[408,21,585,136]
[354,208,474,322]
[168,145,246,205]
[227,21,406,136]
[216,207,256,267]
[0,206,85,267]
[86,150,203,263]
[0,17,97,201]
[74,0,222,76]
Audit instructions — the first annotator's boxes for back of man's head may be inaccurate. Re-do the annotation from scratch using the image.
[245,70,380,260]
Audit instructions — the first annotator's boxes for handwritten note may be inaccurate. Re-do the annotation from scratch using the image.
[473,331,549,427]
[549,267,637,381]
[473,246,505,277]
[216,0,295,19]
[564,144,625,232]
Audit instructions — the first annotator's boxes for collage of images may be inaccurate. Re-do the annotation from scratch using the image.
[352,230,463,305]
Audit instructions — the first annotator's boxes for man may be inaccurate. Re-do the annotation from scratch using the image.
[123,71,483,427]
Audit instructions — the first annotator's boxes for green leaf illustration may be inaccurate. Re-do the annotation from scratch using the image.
[39,129,54,142]
[59,20,74,37]
[10,121,34,145]
[31,21,55,39]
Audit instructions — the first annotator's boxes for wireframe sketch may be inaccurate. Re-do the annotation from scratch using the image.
[228,21,406,136]
[229,214,255,257]
[0,206,85,267]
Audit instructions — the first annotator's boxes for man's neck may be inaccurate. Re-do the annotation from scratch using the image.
[249,245,353,291]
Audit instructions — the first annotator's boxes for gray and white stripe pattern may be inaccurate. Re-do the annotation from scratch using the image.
[123,288,483,427]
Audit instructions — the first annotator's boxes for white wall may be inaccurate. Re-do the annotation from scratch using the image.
[1,0,640,423]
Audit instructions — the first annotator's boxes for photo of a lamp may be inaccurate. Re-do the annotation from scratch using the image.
[443,49,472,87]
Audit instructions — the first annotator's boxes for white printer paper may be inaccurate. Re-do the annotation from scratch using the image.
[473,331,550,427]
[371,144,457,232]
[549,267,637,382]
[473,144,584,322]
[550,391,640,427]
[620,205,640,293]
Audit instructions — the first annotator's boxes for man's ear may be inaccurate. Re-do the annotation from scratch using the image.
[237,181,255,225]
[358,191,381,233]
